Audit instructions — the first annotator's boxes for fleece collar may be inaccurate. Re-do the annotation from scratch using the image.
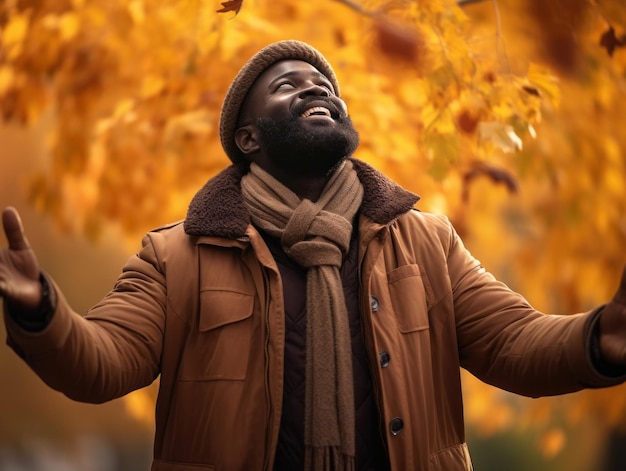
[184,158,420,238]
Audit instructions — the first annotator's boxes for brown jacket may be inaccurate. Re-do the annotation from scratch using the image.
[5,159,623,470]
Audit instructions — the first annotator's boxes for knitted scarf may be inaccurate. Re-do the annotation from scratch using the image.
[241,161,363,471]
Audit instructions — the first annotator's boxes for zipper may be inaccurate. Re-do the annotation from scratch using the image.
[241,241,277,471]
[262,265,274,471]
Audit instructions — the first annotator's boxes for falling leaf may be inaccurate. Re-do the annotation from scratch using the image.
[217,0,244,15]
[600,26,626,57]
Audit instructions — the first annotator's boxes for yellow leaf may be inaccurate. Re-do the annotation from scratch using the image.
[527,62,561,108]
[112,98,136,121]
[128,0,146,24]
[423,131,460,180]
[59,12,80,41]
[2,13,29,60]
[603,166,624,198]
[164,110,213,143]
[0,66,15,95]
[141,75,165,99]
[42,14,59,30]
[2,14,29,46]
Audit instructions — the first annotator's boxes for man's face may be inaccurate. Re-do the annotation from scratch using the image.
[238,60,360,177]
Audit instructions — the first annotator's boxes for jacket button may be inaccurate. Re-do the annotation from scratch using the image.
[379,351,390,368]
[370,296,379,312]
[390,417,404,436]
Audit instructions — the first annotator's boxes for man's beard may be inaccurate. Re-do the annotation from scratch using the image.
[256,106,360,178]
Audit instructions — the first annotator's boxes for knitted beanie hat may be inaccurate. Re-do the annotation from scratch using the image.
[219,40,340,163]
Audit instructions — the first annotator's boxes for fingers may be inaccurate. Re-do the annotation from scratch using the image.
[2,206,30,251]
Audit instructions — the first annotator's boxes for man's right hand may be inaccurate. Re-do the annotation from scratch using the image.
[0,207,43,311]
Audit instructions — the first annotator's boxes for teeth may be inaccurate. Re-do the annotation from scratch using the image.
[300,106,332,118]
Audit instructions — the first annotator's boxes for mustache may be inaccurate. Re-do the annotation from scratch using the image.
[291,96,343,120]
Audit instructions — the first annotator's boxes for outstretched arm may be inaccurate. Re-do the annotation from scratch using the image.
[2,206,165,402]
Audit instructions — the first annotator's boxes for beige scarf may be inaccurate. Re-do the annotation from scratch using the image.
[241,161,363,470]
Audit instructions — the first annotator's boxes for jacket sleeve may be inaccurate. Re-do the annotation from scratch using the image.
[3,232,167,403]
[445,219,626,396]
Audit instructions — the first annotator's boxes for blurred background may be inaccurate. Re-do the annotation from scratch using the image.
[1,0,626,469]
[0,121,154,470]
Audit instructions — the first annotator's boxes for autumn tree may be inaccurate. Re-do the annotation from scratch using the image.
[1,0,626,463]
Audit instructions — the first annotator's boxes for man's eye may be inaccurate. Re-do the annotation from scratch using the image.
[277,82,295,89]
[318,82,335,95]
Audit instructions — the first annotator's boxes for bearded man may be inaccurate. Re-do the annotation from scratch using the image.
[2,40,626,471]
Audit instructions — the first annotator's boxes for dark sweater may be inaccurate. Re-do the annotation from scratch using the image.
[261,229,391,471]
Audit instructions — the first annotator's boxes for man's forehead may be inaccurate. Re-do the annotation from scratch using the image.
[255,60,328,86]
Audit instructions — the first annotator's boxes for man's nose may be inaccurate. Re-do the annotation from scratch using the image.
[299,82,330,97]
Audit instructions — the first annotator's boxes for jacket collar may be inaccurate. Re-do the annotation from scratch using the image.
[183,158,420,238]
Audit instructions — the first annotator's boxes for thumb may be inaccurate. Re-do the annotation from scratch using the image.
[2,207,31,251]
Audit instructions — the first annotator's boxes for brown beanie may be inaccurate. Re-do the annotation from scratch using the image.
[219,40,340,163]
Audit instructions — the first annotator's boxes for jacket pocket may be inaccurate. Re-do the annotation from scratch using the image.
[430,443,473,471]
[387,264,431,333]
[152,459,215,470]
[178,290,254,381]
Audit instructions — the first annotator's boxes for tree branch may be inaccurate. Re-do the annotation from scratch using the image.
[457,0,491,5]
[333,0,492,13]
[331,0,375,17]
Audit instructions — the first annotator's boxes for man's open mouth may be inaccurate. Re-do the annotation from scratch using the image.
[300,106,333,119]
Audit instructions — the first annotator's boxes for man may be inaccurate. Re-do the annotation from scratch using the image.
[1,40,626,471]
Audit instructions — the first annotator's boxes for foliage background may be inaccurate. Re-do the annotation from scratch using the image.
[1,0,626,469]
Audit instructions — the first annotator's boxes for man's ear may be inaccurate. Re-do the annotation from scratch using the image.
[235,125,261,156]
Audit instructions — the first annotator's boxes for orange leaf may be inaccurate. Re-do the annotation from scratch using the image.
[373,16,424,64]
[217,0,244,15]
[457,109,480,134]
[600,26,626,57]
